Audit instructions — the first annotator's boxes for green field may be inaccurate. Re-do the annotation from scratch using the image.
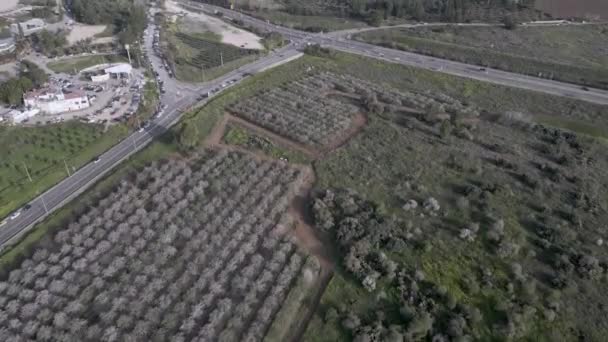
[355,24,608,89]
[47,54,128,74]
[0,122,128,221]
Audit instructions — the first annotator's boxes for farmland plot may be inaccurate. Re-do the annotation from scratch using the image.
[229,73,360,147]
[229,72,479,147]
[175,32,258,70]
[0,150,320,341]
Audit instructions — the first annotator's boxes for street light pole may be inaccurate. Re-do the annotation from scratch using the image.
[22,162,32,182]
[63,159,71,177]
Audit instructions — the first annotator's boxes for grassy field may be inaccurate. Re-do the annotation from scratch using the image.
[47,54,128,74]
[356,24,608,89]
[0,122,128,221]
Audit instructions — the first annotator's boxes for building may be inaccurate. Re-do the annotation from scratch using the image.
[104,63,133,77]
[24,87,90,114]
[0,37,15,55]
[83,63,133,82]
[10,18,45,37]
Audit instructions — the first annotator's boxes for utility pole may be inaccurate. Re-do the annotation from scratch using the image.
[22,162,32,182]
[63,159,71,177]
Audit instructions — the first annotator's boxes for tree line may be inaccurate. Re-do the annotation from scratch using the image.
[200,0,536,23]
[0,61,48,106]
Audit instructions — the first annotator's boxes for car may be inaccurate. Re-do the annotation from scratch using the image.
[139,126,145,133]
[93,157,101,163]
[24,204,31,210]
[581,86,590,91]
[478,67,487,72]
[9,211,21,220]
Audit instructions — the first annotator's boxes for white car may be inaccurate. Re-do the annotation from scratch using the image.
[9,211,21,220]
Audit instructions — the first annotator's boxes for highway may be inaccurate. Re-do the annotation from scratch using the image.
[191,2,608,106]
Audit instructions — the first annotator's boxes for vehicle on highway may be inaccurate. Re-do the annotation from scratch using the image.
[139,126,145,133]
[93,157,101,164]
[581,86,590,91]
[24,204,31,211]
[9,211,21,220]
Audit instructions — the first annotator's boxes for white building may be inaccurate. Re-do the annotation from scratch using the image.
[84,63,133,82]
[24,87,90,114]
[10,18,45,37]
[0,37,15,55]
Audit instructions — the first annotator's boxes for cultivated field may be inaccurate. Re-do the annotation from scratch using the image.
[0,150,321,340]
[175,32,257,69]
[229,74,360,147]
[356,24,608,89]
[0,122,127,221]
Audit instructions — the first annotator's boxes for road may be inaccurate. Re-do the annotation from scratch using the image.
[0,11,302,249]
[192,2,608,106]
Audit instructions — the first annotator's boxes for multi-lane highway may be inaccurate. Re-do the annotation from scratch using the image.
[192,2,608,106]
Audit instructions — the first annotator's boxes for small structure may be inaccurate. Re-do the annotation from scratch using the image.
[24,87,90,114]
[0,37,15,55]
[10,18,45,37]
[83,63,133,82]
[104,63,133,78]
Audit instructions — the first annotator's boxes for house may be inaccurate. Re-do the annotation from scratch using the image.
[24,87,90,114]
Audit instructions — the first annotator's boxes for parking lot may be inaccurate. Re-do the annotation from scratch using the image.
[25,67,147,126]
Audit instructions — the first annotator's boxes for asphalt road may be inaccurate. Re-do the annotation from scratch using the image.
[196,2,608,106]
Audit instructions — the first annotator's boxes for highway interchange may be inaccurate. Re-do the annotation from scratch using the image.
[2,1,608,249]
